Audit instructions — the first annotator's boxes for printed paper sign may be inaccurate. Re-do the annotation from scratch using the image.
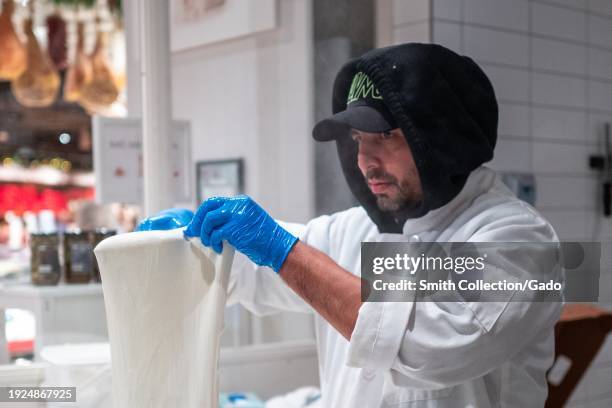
[92,117,192,205]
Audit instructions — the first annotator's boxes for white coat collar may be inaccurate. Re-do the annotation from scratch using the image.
[400,166,496,236]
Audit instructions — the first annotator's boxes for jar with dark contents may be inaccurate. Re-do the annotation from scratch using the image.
[30,233,61,286]
[91,229,116,283]
[63,231,94,284]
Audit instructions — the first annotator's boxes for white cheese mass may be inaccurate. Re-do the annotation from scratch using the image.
[94,229,234,408]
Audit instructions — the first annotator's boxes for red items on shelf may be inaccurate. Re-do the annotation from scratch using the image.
[0,183,94,215]
[8,339,34,357]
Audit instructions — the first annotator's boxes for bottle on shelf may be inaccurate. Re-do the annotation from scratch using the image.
[63,230,93,284]
[30,233,61,286]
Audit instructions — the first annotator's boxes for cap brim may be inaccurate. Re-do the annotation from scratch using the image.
[312,105,393,142]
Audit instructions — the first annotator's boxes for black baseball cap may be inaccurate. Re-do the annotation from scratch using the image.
[313,71,397,142]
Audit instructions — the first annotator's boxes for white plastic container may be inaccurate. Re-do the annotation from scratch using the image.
[40,343,112,408]
[0,362,46,386]
[0,362,47,408]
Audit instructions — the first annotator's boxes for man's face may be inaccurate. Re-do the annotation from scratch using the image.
[353,128,423,217]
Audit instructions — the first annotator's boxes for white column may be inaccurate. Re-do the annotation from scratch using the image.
[138,0,173,215]
[123,0,142,116]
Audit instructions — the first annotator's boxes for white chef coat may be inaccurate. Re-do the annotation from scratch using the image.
[227,166,562,408]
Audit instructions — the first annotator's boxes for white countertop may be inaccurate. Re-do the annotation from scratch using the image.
[0,279,103,299]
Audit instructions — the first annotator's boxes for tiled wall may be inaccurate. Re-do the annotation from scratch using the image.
[380,0,612,406]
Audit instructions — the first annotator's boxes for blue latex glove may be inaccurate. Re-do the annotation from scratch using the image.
[184,195,298,273]
[135,208,194,231]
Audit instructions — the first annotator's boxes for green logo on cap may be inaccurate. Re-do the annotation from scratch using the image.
[347,72,383,104]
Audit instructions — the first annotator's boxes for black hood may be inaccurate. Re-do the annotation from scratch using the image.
[313,43,498,233]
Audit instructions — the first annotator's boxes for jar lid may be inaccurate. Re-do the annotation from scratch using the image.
[94,228,117,236]
[31,232,59,237]
[64,230,86,236]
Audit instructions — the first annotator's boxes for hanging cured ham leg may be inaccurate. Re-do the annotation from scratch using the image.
[79,24,119,113]
[46,11,68,71]
[63,22,92,102]
[11,15,60,108]
[0,0,26,80]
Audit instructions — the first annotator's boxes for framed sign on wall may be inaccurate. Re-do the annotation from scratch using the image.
[92,117,192,205]
[195,159,244,205]
[170,0,277,52]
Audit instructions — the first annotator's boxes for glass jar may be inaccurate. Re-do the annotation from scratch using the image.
[63,231,94,284]
[91,229,116,283]
[30,233,61,286]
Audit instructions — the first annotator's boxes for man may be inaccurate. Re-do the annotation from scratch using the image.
[140,44,562,407]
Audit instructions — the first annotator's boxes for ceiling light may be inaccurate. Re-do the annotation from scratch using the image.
[59,133,71,144]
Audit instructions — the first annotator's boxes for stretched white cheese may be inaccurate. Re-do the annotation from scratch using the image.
[94,229,234,408]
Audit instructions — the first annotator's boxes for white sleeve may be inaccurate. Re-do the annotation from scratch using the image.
[225,250,311,315]
[346,213,563,389]
[225,215,334,316]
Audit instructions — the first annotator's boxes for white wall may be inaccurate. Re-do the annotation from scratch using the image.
[379,0,612,406]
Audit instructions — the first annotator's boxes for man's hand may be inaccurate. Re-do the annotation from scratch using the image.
[136,208,194,231]
[184,196,298,272]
